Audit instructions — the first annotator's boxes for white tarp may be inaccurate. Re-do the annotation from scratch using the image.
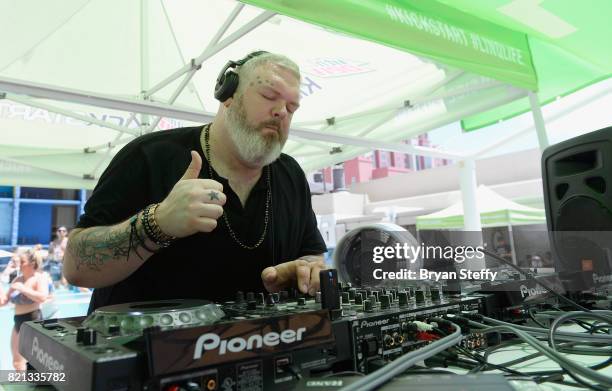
[0,0,526,189]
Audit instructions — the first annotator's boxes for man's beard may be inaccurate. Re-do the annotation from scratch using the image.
[225,95,285,166]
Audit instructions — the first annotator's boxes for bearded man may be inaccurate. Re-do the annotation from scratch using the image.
[63,52,327,312]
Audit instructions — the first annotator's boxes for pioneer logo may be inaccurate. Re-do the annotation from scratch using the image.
[193,327,306,359]
[593,273,612,284]
[519,285,547,298]
[31,337,64,372]
[360,319,389,328]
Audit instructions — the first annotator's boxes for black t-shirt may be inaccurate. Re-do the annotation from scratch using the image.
[77,126,326,312]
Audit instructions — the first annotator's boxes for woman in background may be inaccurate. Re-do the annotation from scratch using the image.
[0,249,49,370]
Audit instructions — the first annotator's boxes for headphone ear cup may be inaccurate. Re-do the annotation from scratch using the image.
[214,70,239,102]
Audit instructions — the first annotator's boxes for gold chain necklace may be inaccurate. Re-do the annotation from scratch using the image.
[203,124,271,250]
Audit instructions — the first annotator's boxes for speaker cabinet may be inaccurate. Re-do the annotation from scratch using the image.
[542,126,612,289]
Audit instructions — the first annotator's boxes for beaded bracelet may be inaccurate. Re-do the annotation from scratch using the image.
[141,203,176,248]
[130,212,158,253]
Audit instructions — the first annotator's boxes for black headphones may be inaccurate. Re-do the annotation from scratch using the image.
[214,50,269,102]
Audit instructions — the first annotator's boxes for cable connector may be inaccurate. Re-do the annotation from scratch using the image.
[412,321,433,331]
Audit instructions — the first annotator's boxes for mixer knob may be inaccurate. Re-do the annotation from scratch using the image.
[76,327,85,343]
[348,288,357,300]
[246,292,255,302]
[247,300,257,310]
[363,299,374,312]
[354,293,364,305]
[398,292,409,307]
[297,297,306,306]
[258,293,266,305]
[236,291,244,302]
[380,294,391,309]
[371,291,379,303]
[266,293,276,306]
[415,289,425,304]
[83,329,97,346]
[341,292,350,305]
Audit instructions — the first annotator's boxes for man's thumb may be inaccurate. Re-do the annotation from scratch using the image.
[180,151,202,181]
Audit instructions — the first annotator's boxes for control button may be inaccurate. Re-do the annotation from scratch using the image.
[415,289,425,304]
[266,294,276,306]
[380,294,390,309]
[398,292,409,307]
[108,325,120,334]
[83,329,97,346]
[236,291,244,303]
[297,297,306,306]
[76,327,85,343]
[363,338,378,356]
[341,292,350,305]
[354,293,363,305]
[363,299,374,312]
[247,300,257,310]
[246,292,255,302]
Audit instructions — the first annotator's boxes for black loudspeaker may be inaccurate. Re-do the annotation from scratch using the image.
[214,50,268,102]
[542,125,612,289]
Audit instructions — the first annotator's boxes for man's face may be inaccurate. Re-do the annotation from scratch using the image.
[225,63,300,166]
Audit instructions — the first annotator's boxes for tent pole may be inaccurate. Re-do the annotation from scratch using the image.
[10,186,20,248]
[459,159,485,269]
[291,126,463,160]
[459,159,480,231]
[140,0,150,134]
[299,88,528,173]
[143,8,274,99]
[0,77,216,123]
[6,94,141,137]
[528,91,549,150]
[507,224,517,265]
[469,85,612,159]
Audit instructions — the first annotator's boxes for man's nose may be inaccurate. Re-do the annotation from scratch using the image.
[271,102,288,119]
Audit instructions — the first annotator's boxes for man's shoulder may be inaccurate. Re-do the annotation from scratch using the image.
[275,153,303,172]
[131,126,202,149]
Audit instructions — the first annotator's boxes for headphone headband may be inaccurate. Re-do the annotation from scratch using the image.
[214,51,269,102]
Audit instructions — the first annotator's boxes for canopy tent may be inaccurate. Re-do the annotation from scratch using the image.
[415,185,545,230]
[0,0,610,191]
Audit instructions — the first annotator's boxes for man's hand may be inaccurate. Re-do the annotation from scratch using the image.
[261,256,326,296]
[11,282,24,292]
[156,151,227,238]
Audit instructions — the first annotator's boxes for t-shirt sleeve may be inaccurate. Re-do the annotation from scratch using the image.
[76,140,150,229]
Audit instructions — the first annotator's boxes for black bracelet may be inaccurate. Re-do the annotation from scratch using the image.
[131,213,158,254]
[141,204,175,248]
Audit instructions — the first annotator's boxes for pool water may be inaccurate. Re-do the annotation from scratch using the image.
[0,288,91,370]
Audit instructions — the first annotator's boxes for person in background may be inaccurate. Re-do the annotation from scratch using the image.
[1,254,19,284]
[0,249,49,370]
[47,226,68,287]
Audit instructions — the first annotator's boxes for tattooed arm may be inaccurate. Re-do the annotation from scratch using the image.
[63,215,160,288]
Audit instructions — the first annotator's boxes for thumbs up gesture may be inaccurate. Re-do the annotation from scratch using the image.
[155,151,226,238]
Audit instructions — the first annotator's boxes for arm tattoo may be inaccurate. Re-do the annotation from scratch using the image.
[70,224,135,272]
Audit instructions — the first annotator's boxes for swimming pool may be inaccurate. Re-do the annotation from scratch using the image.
[0,288,91,370]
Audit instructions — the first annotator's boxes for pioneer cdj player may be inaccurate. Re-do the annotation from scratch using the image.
[19,269,491,391]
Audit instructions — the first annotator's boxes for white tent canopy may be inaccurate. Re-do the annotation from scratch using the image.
[0,0,529,190]
[416,185,545,230]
